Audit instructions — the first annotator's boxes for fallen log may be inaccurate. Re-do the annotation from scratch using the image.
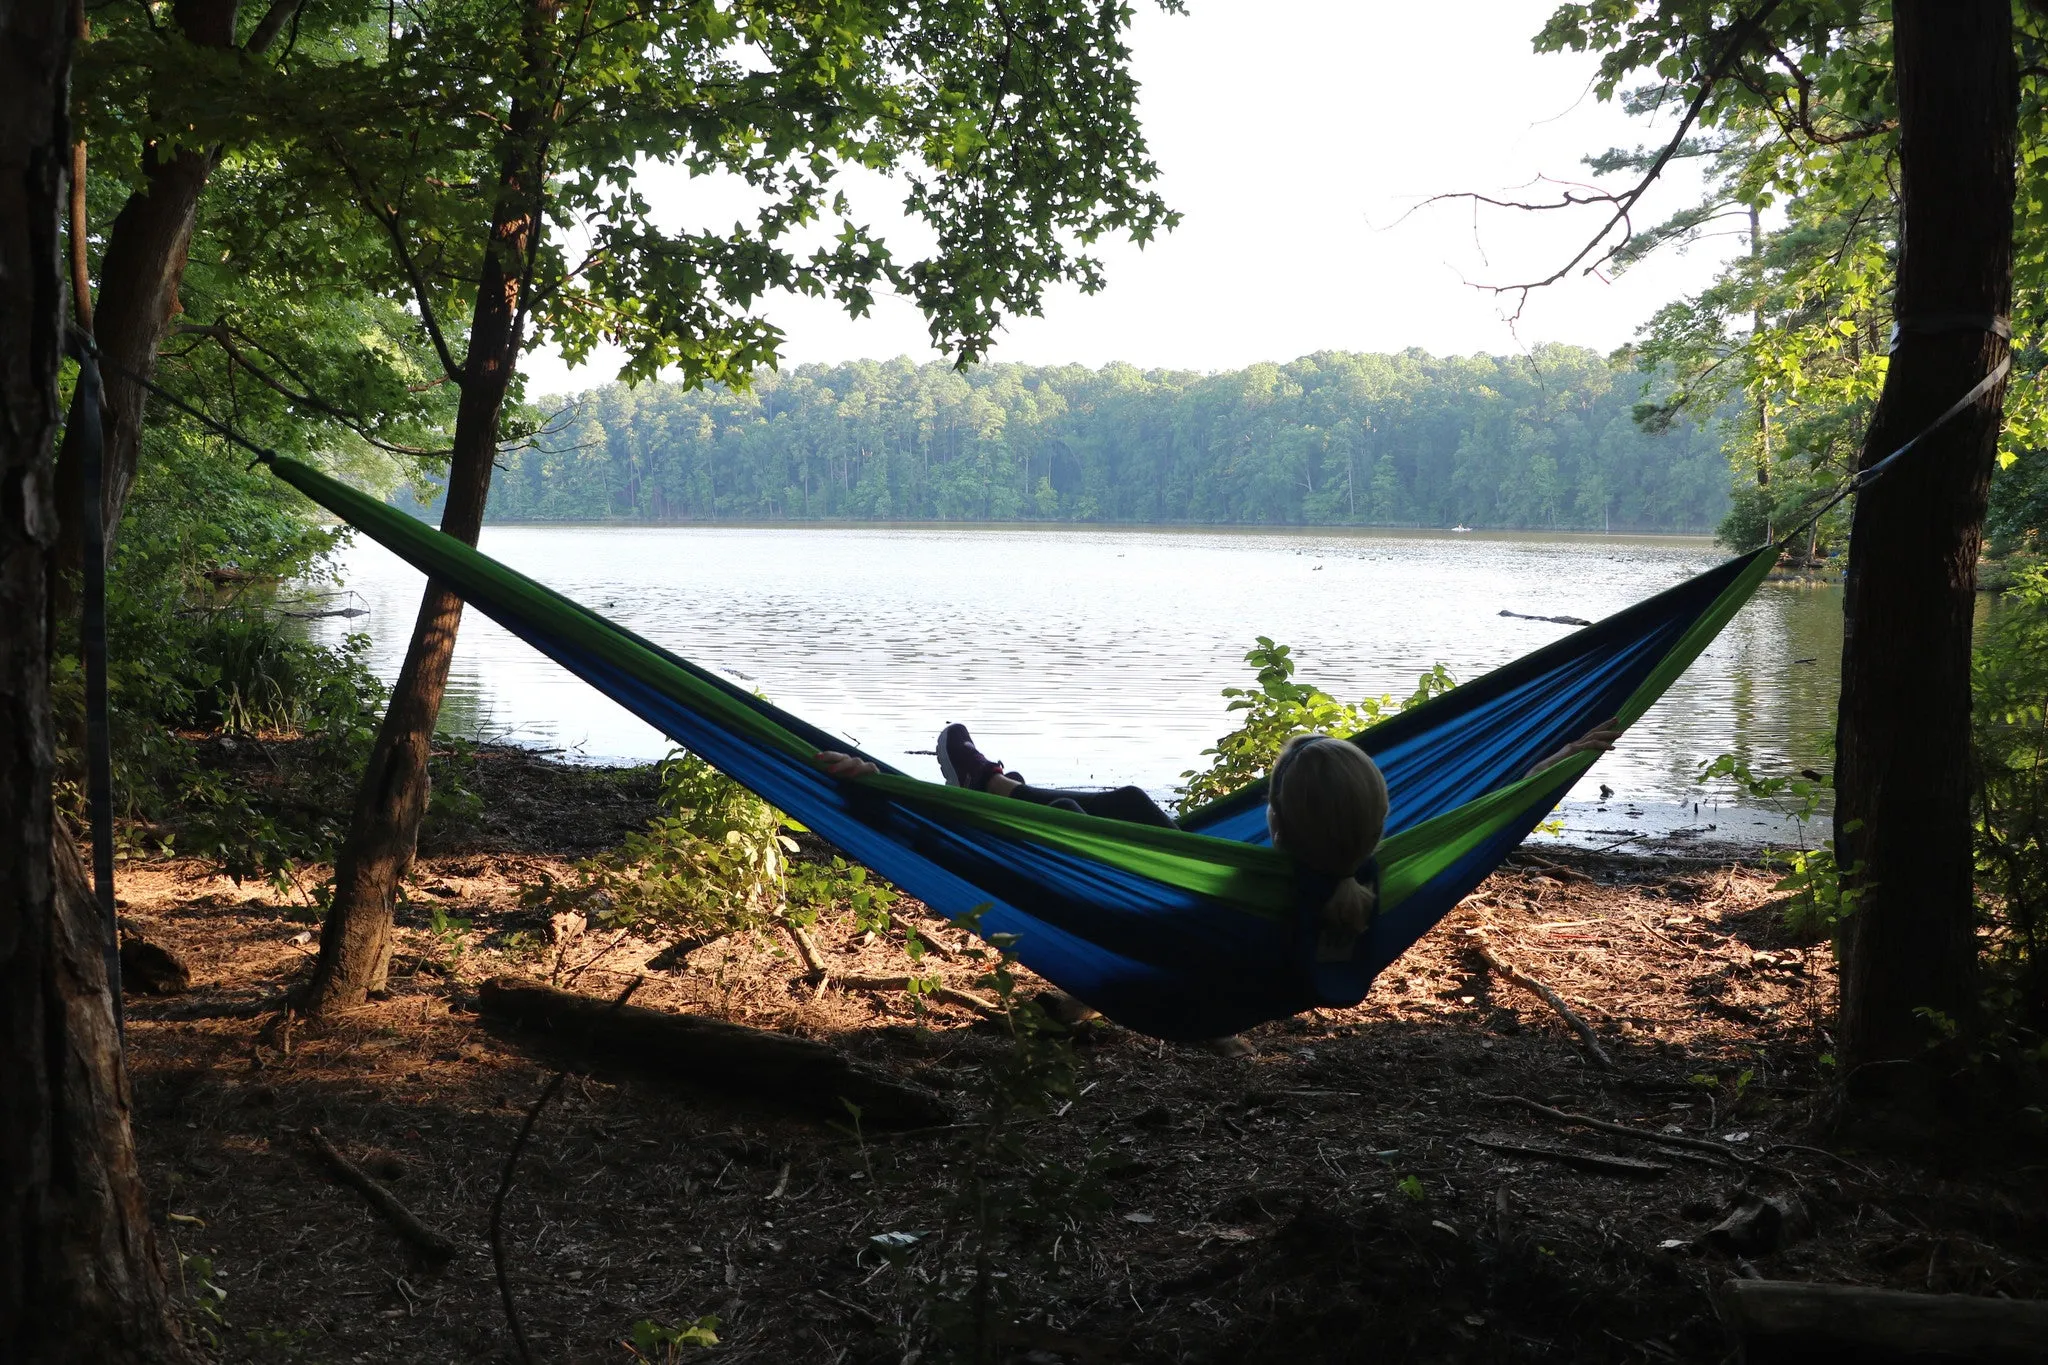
[476,976,951,1129]
[1718,1279,2048,1364]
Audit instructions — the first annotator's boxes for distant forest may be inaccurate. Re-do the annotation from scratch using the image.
[487,345,1732,531]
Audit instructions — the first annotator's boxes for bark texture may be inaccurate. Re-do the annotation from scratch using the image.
[1835,1,2016,1067]
[50,0,241,572]
[307,6,555,1013]
[0,4,187,1356]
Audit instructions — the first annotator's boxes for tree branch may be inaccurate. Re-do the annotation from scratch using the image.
[175,322,451,458]
[1429,0,1788,318]
[327,140,466,385]
[243,0,301,55]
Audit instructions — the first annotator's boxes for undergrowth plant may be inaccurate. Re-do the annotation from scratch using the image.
[45,400,402,886]
[1174,636,1454,817]
[788,855,897,935]
[623,1316,719,1359]
[54,600,387,887]
[1696,752,1862,940]
[1973,561,2048,1041]
[523,749,797,939]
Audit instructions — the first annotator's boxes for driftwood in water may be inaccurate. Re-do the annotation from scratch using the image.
[1499,609,1593,627]
[476,976,951,1129]
[1718,1279,2048,1364]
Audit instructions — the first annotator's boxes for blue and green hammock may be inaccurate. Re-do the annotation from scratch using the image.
[270,457,1777,1041]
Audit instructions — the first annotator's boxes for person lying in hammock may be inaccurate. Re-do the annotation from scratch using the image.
[817,724,1391,963]
[813,718,1624,963]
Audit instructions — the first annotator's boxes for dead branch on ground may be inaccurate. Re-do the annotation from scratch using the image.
[304,1127,460,1262]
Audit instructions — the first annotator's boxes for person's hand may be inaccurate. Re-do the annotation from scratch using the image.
[1526,717,1624,778]
[814,750,879,780]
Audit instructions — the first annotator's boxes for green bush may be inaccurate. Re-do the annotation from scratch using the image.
[524,749,796,939]
[1174,636,1453,817]
[51,416,388,885]
[1973,560,2048,1035]
[59,605,386,885]
[1695,752,1860,941]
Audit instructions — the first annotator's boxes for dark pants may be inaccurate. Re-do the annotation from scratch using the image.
[1011,783,1177,829]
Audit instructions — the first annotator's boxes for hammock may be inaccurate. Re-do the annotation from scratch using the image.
[270,456,1778,1041]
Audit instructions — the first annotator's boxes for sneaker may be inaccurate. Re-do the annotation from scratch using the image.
[936,723,1012,791]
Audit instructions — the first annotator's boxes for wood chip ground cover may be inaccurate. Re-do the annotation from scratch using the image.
[113,753,2047,1363]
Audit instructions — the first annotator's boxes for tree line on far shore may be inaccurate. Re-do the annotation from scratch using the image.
[486,345,1733,533]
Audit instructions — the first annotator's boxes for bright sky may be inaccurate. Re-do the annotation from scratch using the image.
[522,1,1744,397]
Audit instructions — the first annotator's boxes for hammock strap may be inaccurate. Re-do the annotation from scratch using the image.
[67,330,123,1032]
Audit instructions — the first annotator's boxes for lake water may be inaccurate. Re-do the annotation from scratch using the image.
[308,524,1845,852]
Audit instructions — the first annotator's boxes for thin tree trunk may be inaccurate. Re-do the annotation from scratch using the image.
[49,0,241,574]
[1750,205,1770,479]
[306,1,556,1014]
[1,3,187,1354]
[1835,0,2015,1068]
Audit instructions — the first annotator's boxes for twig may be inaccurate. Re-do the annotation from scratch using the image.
[786,921,828,979]
[834,975,1000,1016]
[559,928,630,989]
[1632,914,1698,956]
[491,977,642,1365]
[1513,854,1594,883]
[1478,1092,1772,1169]
[1764,1142,1881,1182]
[1467,931,1617,1072]
[812,1288,883,1324]
[1465,1134,1671,1180]
[836,1120,991,1146]
[304,1128,459,1262]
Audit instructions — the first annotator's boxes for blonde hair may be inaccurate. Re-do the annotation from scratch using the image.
[1267,735,1389,961]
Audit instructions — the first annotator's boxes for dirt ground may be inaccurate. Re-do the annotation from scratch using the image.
[113,749,2048,1364]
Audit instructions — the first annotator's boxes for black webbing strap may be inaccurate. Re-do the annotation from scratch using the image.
[67,332,123,1034]
[1888,312,2012,349]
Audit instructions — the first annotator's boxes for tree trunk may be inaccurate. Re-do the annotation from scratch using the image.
[49,0,240,573]
[1,5,187,1356]
[1750,203,1771,492]
[1835,1,2015,1068]
[306,20,554,1014]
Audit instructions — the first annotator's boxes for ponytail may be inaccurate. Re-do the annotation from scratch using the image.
[1267,735,1389,962]
[1316,875,1378,961]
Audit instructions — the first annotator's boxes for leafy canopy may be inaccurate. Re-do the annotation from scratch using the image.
[258,0,1185,394]
[1530,2,2048,554]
